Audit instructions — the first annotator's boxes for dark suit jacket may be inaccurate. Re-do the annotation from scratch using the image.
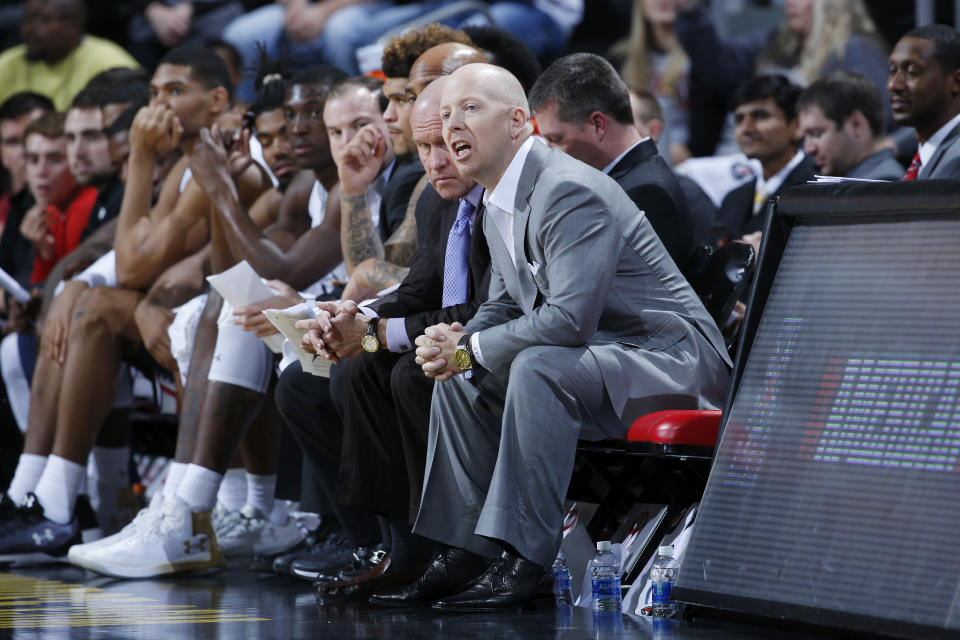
[370,183,491,343]
[608,138,694,266]
[677,174,718,247]
[378,154,425,241]
[718,153,815,239]
[846,148,904,181]
[918,120,960,180]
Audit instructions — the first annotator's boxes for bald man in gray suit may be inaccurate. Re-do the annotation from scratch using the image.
[370,64,731,612]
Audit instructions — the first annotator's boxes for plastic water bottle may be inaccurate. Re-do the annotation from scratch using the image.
[589,541,621,612]
[650,545,679,617]
[552,552,573,605]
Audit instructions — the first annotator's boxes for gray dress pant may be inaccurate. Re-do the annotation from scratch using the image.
[413,345,627,568]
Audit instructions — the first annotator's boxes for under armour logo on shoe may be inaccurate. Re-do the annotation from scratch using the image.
[184,537,207,554]
[32,528,54,546]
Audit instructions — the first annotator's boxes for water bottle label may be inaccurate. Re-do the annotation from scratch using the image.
[553,569,570,593]
[592,575,621,607]
[651,580,673,605]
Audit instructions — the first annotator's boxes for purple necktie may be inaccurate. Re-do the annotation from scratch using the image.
[441,198,474,307]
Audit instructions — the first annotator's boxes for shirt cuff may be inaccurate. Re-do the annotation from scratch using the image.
[470,332,488,370]
[385,317,411,352]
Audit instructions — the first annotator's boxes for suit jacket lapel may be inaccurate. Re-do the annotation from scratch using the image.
[920,121,960,179]
[512,141,547,311]
[606,138,657,182]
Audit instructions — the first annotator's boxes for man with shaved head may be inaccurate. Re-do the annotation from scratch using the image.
[371,64,731,611]
[297,78,491,601]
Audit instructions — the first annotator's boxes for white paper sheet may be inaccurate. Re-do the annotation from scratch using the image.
[207,260,285,353]
[262,303,331,377]
[0,267,30,303]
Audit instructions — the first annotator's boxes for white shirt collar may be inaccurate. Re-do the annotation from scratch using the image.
[602,138,650,175]
[919,112,960,167]
[757,149,806,196]
[483,136,536,215]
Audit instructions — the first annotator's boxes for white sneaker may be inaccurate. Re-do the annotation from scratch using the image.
[68,492,162,572]
[215,503,305,558]
[82,496,224,579]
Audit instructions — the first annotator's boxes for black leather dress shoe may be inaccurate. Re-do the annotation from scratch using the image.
[432,551,555,612]
[368,546,489,607]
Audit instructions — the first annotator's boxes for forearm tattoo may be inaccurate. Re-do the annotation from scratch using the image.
[341,191,383,272]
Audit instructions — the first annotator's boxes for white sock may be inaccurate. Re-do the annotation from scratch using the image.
[175,464,223,512]
[216,468,246,511]
[245,473,278,521]
[7,453,48,505]
[33,455,86,524]
[163,461,189,500]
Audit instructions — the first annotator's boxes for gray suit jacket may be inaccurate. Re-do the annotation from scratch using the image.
[465,140,731,422]
[846,149,904,181]
[918,120,960,179]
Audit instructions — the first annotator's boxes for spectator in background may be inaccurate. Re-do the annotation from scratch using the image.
[19,113,98,285]
[889,25,960,180]
[675,0,889,156]
[0,0,139,110]
[612,0,692,166]
[797,71,903,181]
[529,53,694,268]
[631,89,717,247]
[128,0,245,68]
[223,1,579,102]
[0,93,54,291]
[223,1,449,101]
[717,74,813,248]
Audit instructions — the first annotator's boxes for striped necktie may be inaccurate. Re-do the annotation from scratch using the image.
[903,152,922,181]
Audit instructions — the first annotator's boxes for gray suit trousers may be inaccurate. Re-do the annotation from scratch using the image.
[413,344,626,568]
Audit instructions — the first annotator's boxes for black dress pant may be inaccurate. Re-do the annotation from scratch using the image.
[274,361,379,545]
[335,351,434,523]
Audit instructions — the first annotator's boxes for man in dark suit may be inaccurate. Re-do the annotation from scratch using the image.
[718,75,814,244]
[528,53,695,269]
[889,25,960,180]
[797,71,904,181]
[288,78,491,598]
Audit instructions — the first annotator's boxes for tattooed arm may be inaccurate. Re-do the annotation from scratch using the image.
[340,257,410,302]
[382,172,426,267]
[335,124,394,274]
[340,188,384,274]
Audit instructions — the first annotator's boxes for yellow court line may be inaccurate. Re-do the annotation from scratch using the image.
[0,572,268,628]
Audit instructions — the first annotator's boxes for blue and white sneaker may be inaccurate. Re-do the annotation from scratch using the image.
[0,493,81,566]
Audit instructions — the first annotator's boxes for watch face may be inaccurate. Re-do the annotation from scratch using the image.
[454,347,473,371]
[361,334,379,353]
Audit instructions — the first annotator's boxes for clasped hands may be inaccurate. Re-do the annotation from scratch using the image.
[296,300,466,380]
[297,300,368,365]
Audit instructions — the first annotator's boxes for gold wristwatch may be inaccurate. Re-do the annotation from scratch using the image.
[454,334,474,371]
[361,319,380,353]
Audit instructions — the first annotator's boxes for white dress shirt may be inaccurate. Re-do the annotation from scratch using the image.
[470,136,536,369]
[918,112,960,168]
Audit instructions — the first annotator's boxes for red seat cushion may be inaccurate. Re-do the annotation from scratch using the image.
[627,410,723,447]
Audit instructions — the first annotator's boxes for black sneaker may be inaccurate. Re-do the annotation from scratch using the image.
[305,543,388,585]
[0,493,81,566]
[253,520,349,576]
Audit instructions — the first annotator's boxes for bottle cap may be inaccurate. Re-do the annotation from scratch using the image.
[658,545,674,556]
[596,540,612,552]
